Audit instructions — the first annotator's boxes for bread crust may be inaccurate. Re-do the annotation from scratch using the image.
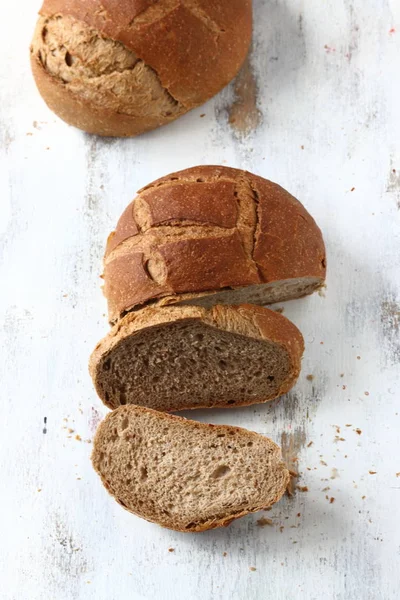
[91,405,290,532]
[30,52,182,137]
[103,166,326,322]
[89,303,305,410]
[31,1,252,136]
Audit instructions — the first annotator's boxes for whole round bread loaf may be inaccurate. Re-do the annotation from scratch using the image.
[104,165,327,323]
[30,0,252,137]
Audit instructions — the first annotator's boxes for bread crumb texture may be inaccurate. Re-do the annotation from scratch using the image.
[31,15,182,120]
[90,304,304,412]
[92,406,289,532]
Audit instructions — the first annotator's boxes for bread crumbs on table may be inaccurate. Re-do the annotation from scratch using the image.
[351,187,355,191]
[168,548,175,553]
[286,480,294,497]
[364,391,369,396]
[322,486,330,492]
[68,428,75,434]
[274,307,284,313]
[37,488,42,492]
[200,114,206,117]
[307,441,313,447]
[320,460,328,466]
[396,473,400,478]
[257,517,273,527]
[297,486,309,492]
[250,567,257,572]
[306,374,314,381]
[340,373,344,377]
[329,497,335,504]
[357,356,361,360]
[362,496,366,499]
[223,552,227,557]
[279,526,284,533]
[346,424,352,427]
[297,513,301,517]
[369,471,377,474]
[355,428,362,435]
[75,434,82,441]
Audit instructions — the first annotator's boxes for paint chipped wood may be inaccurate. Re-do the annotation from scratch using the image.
[228,53,262,135]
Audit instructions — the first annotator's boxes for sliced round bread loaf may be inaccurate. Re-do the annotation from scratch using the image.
[92,405,290,532]
[89,304,304,412]
[103,166,326,323]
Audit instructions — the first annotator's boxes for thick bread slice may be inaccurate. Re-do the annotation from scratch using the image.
[92,405,290,532]
[89,304,304,412]
[103,165,326,323]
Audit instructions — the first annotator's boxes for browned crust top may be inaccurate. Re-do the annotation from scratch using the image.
[38,0,252,107]
[104,166,326,321]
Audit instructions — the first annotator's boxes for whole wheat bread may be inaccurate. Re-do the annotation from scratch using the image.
[89,304,304,412]
[92,405,290,532]
[103,166,326,323]
[30,2,251,136]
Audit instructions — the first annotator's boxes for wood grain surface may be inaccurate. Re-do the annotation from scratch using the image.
[1,1,400,599]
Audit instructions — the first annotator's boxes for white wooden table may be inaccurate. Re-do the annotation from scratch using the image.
[1,1,400,598]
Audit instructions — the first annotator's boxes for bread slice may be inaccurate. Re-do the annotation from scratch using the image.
[103,165,326,323]
[92,405,290,532]
[90,304,304,412]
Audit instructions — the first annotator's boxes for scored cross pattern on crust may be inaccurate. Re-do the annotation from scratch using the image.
[103,166,326,323]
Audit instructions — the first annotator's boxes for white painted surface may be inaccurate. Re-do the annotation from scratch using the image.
[1,1,400,599]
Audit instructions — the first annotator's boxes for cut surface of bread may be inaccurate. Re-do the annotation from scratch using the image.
[103,166,326,323]
[92,405,290,532]
[90,304,304,412]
